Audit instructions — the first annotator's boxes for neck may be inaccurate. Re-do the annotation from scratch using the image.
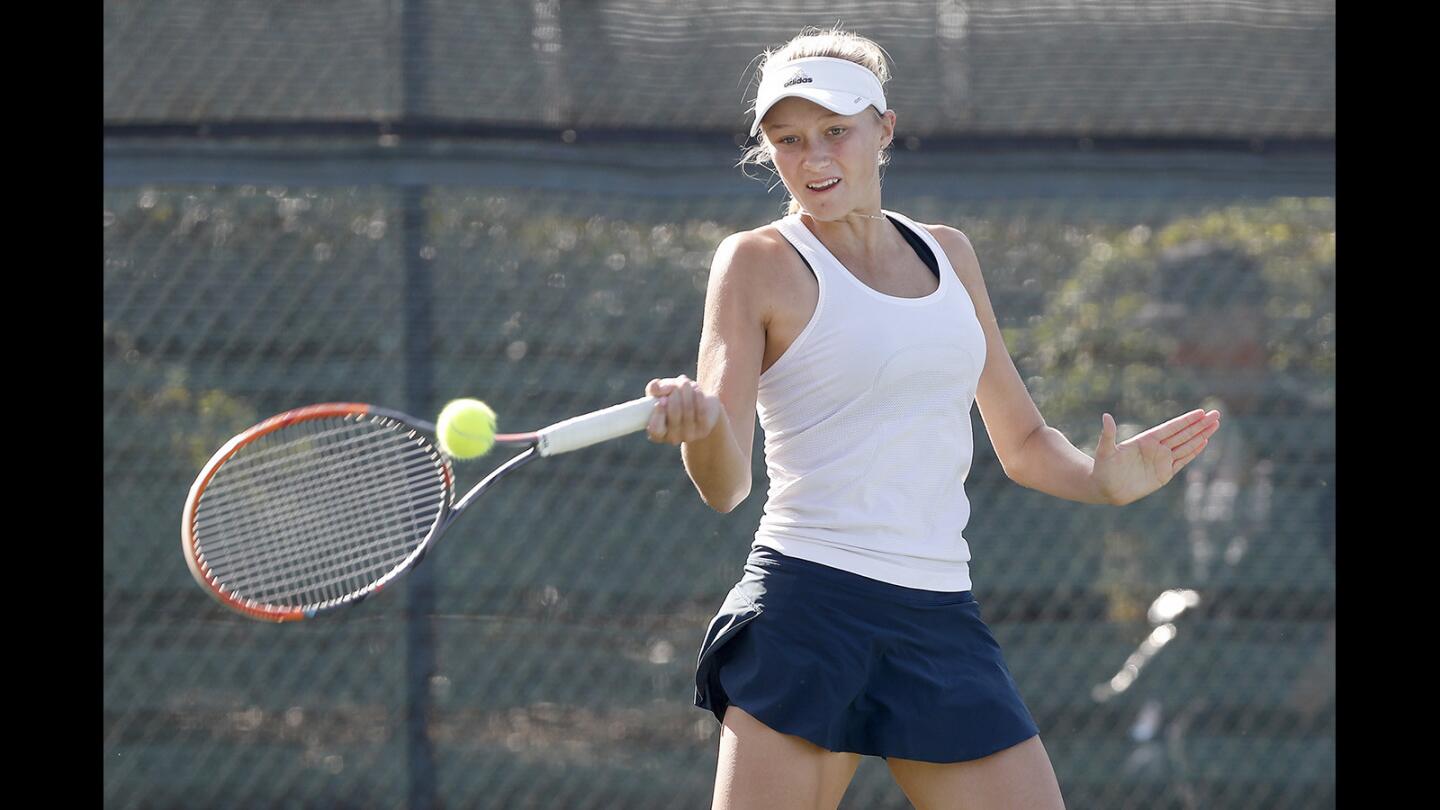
[796,206,886,221]
[797,207,897,258]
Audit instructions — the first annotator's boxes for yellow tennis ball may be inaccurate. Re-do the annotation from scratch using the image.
[436,399,497,459]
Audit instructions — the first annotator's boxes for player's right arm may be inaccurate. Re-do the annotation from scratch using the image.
[646,230,772,513]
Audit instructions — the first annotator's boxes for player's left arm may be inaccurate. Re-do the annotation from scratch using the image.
[925,224,1113,505]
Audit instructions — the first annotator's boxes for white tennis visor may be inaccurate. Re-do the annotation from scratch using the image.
[749,56,887,138]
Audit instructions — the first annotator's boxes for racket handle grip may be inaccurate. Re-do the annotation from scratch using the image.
[536,395,658,457]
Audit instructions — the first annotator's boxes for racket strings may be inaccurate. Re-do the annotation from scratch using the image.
[197,450,441,565]
[234,417,444,605]
[197,417,422,545]
[199,479,440,595]
[199,420,423,496]
[203,421,443,606]
[193,416,449,609]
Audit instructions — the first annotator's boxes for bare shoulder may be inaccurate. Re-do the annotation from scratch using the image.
[715,224,797,276]
[917,222,982,281]
[709,224,806,317]
[917,222,1002,324]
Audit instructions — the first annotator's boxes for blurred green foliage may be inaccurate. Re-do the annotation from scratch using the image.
[1010,198,1334,436]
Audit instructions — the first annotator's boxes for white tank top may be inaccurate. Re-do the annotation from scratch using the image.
[752,210,987,591]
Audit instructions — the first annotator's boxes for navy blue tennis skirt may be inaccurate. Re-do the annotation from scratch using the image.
[694,545,1039,763]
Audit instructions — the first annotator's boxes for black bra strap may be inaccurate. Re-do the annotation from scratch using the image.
[888,215,940,279]
[782,216,939,282]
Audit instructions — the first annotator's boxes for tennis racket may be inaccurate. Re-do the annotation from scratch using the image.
[181,395,657,622]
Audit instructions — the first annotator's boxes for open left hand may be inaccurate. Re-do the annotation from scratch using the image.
[1092,408,1222,506]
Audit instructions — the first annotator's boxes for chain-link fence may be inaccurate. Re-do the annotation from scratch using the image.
[105,3,1334,808]
[104,0,1335,139]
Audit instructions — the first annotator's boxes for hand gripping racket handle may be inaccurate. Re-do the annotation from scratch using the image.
[535,395,658,457]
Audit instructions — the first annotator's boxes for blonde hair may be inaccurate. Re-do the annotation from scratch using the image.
[737,26,894,216]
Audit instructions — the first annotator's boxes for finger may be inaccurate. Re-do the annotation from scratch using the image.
[647,402,668,442]
[662,392,685,444]
[683,382,700,440]
[1159,412,1220,451]
[677,380,696,438]
[1148,409,1209,443]
[647,378,676,398]
[686,380,705,420]
[1096,413,1117,457]
[1172,437,1209,473]
[1167,427,1212,458]
[1182,413,1222,446]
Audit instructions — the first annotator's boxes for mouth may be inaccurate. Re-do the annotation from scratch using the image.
[805,177,841,193]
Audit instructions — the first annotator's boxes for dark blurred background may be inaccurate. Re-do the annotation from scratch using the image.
[103,2,1335,808]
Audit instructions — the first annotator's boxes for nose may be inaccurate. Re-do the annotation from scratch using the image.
[800,140,833,170]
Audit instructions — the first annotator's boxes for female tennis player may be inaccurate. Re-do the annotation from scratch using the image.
[643,27,1221,810]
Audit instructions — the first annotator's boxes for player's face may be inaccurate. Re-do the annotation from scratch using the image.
[761,97,894,219]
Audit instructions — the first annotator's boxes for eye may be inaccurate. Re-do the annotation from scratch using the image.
[778,136,799,145]
[828,127,847,136]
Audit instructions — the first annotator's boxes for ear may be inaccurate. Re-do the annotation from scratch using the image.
[878,109,897,148]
